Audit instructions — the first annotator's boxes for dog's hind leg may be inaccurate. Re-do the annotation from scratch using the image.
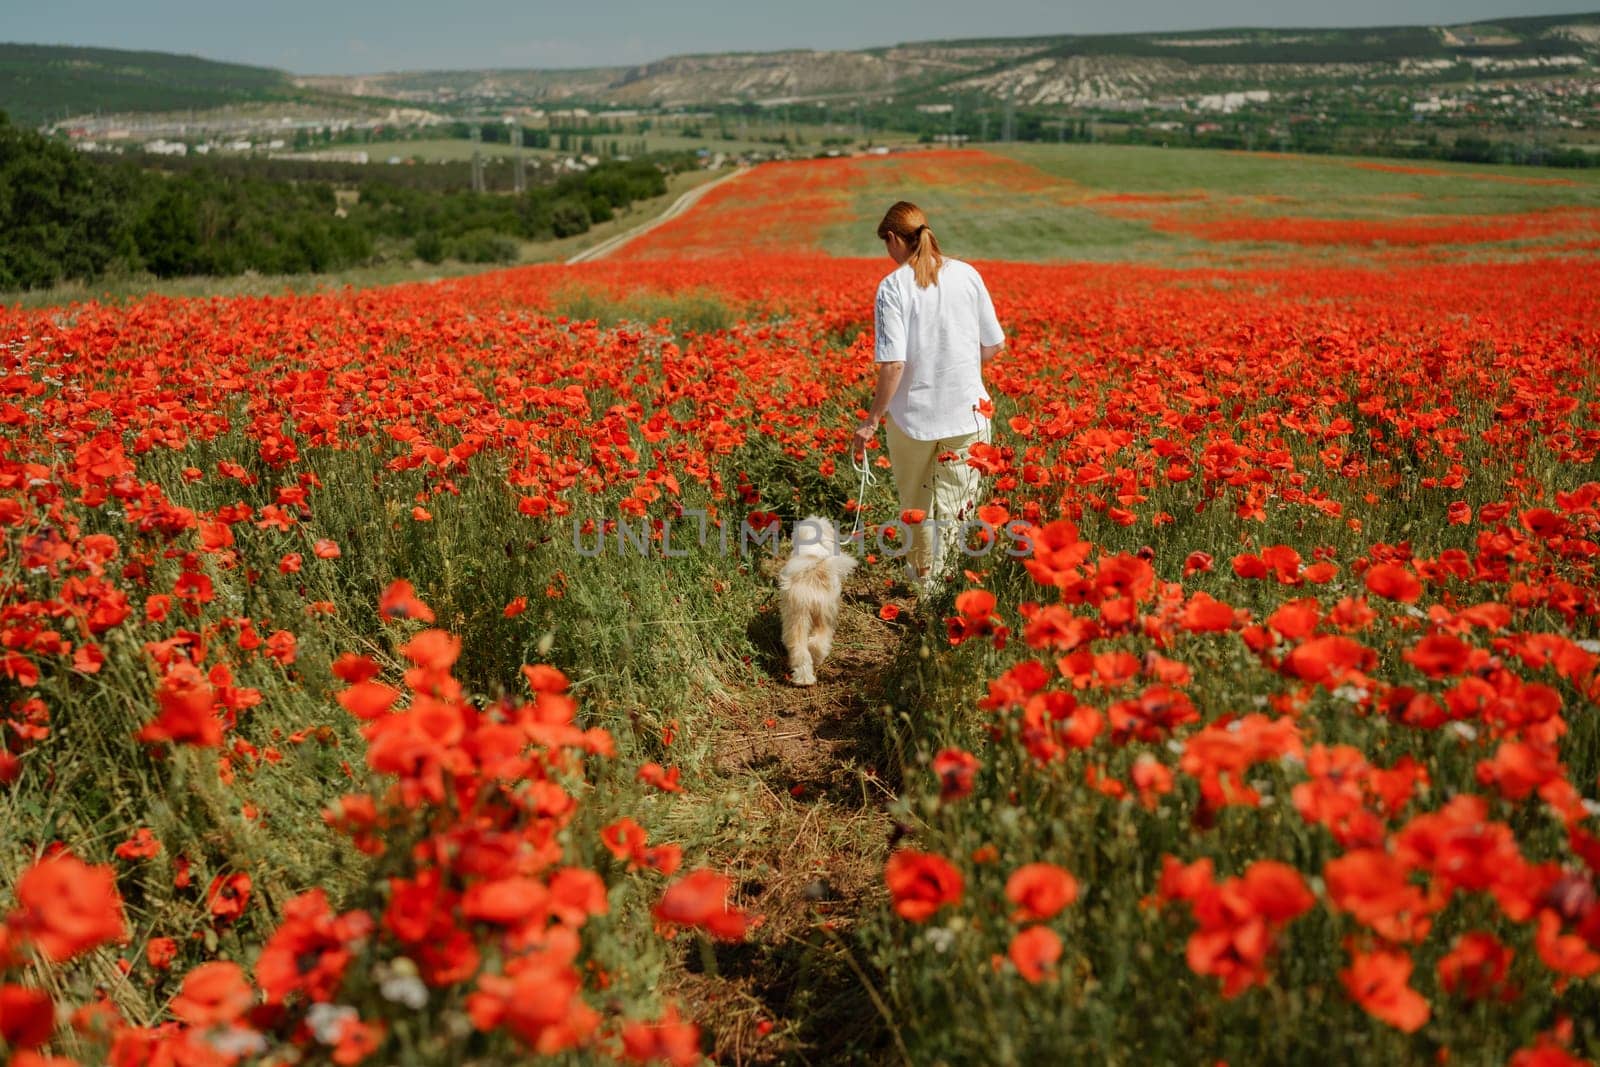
[807,624,833,674]
[784,606,817,686]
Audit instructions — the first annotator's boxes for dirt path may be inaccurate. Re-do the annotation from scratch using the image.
[669,570,919,1065]
[565,166,750,265]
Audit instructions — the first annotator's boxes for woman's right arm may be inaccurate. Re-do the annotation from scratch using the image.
[855,279,907,459]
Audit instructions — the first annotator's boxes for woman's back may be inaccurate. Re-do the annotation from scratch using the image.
[874,256,1002,441]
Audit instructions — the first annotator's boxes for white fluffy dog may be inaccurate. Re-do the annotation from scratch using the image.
[777,515,858,686]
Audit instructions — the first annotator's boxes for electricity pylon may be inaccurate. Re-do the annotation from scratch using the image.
[470,125,484,193]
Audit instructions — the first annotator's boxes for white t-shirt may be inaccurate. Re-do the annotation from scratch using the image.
[873,257,1004,441]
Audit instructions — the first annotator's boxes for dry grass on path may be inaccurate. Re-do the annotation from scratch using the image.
[661,570,923,1065]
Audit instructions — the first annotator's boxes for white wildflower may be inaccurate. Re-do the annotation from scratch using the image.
[380,973,428,1010]
[306,1003,357,1045]
[1448,722,1478,742]
[206,1028,268,1057]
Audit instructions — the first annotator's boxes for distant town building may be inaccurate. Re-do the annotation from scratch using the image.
[270,150,371,164]
[1195,90,1272,113]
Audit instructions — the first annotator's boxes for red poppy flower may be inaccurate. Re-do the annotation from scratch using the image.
[256,888,373,1004]
[1283,635,1377,687]
[113,828,161,861]
[654,870,749,941]
[1341,948,1430,1033]
[601,817,650,866]
[1005,863,1079,922]
[1437,931,1514,1001]
[931,747,980,801]
[207,872,252,924]
[136,662,222,747]
[378,579,435,623]
[0,984,55,1050]
[467,950,598,1054]
[885,849,963,922]
[1181,591,1238,633]
[1008,925,1063,983]
[10,853,126,962]
[1364,563,1423,603]
[145,936,178,971]
[620,1005,701,1066]
[462,877,551,926]
[638,762,683,793]
[170,960,255,1026]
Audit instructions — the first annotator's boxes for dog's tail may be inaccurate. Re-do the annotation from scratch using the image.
[823,553,859,582]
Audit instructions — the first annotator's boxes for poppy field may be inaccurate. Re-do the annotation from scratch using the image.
[3,145,1600,1065]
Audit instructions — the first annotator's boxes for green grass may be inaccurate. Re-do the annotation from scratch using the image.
[813,143,1600,264]
[548,284,737,334]
[1000,143,1600,217]
[357,138,533,162]
[824,191,1214,264]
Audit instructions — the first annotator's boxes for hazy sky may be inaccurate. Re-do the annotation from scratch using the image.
[6,1,1596,74]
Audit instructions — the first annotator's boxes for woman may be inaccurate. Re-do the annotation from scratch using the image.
[852,201,1004,591]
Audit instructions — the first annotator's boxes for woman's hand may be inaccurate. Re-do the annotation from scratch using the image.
[852,415,880,461]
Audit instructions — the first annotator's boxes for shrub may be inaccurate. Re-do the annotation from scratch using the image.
[412,230,445,264]
[550,197,593,239]
[443,228,520,264]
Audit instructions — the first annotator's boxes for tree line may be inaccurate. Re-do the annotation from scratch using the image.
[0,111,697,291]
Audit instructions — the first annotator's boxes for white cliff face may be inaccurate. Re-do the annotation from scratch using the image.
[951,55,1198,108]
[1554,24,1600,44]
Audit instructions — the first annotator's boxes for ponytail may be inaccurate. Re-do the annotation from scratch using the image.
[876,201,945,288]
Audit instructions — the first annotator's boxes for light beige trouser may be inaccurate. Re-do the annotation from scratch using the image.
[884,416,991,581]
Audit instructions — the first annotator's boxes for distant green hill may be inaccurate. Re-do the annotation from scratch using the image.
[0,43,296,125]
[7,12,1600,126]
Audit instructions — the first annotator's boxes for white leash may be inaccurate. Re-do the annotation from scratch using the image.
[850,450,878,546]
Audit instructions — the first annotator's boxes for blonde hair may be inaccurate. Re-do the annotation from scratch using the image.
[876,201,944,288]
